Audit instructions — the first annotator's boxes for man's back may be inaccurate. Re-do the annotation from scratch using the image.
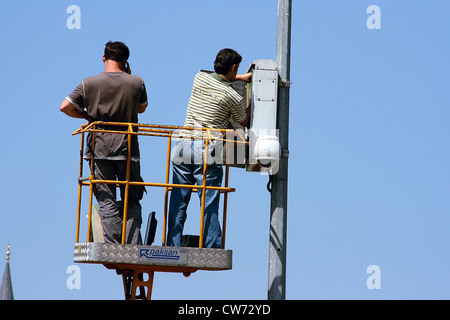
[68,72,147,123]
[67,71,147,160]
[184,71,246,131]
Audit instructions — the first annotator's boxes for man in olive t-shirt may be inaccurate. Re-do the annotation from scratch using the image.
[60,41,148,244]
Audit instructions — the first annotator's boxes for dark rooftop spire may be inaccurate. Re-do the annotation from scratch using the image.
[0,245,14,300]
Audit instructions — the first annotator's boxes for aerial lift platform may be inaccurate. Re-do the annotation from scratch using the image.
[71,60,282,299]
[72,121,246,299]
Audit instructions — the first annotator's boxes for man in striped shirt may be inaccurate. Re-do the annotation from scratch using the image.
[167,48,251,248]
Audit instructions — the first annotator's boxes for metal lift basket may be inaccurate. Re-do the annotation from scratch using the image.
[71,122,247,299]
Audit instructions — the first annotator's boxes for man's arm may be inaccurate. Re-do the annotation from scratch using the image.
[138,102,148,114]
[234,73,251,126]
[138,80,148,114]
[60,99,89,120]
[235,73,252,83]
[239,107,250,127]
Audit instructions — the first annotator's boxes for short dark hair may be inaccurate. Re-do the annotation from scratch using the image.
[104,41,130,62]
[214,48,242,75]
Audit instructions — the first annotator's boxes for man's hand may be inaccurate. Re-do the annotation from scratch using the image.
[235,72,252,83]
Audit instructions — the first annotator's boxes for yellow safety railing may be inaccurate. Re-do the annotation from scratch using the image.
[72,121,248,249]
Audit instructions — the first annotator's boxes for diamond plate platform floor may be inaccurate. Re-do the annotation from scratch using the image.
[74,242,232,273]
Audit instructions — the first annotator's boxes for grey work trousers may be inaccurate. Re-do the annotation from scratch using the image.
[91,159,144,244]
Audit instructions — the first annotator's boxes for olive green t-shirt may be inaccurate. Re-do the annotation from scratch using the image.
[66,72,147,161]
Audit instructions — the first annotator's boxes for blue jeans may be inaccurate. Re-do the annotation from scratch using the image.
[167,139,223,248]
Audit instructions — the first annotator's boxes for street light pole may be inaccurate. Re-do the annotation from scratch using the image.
[268,0,291,300]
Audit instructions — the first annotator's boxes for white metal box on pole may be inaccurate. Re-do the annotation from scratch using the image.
[246,59,281,174]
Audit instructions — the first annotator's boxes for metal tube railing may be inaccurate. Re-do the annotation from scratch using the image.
[121,123,133,244]
[73,122,247,248]
[86,123,96,243]
[198,134,210,248]
[162,133,172,246]
[75,131,84,243]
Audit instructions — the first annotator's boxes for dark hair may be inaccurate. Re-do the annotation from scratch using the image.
[104,41,130,62]
[214,48,242,75]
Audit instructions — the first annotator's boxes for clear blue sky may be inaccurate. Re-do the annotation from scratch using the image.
[0,0,449,300]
